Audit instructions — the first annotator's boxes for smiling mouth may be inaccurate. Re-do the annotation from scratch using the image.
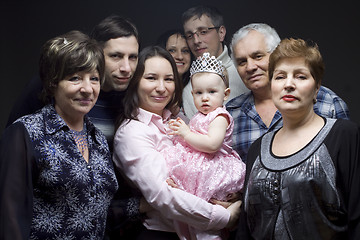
[196,48,207,53]
[248,74,262,81]
[77,99,93,105]
[114,76,130,82]
[152,96,168,101]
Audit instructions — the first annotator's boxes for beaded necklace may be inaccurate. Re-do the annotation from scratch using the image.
[70,125,88,156]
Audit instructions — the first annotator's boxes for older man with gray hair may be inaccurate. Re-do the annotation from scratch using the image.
[226,23,349,162]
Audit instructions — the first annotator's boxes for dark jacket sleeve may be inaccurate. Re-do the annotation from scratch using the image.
[325,119,360,240]
[235,136,262,240]
[0,122,37,240]
[6,76,44,127]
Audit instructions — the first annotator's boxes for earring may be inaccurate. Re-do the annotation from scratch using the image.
[313,98,317,104]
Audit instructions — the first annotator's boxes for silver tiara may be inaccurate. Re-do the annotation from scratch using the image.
[190,52,225,79]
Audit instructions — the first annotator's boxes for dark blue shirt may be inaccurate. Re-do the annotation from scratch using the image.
[0,104,118,239]
[87,90,125,152]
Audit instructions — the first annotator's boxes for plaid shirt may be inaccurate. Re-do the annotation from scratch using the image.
[226,86,350,163]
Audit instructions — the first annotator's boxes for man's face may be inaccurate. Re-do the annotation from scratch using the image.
[183,15,225,58]
[232,30,271,91]
[102,35,139,92]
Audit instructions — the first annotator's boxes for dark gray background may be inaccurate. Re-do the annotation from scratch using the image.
[1,0,359,135]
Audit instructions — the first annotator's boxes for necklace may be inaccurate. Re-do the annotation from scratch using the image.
[70,125,88,156]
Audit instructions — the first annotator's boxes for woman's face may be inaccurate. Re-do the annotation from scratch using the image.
[138,56,176,116]
[271,57,319,116]
[166,34,191,78]
[54,70,100,123]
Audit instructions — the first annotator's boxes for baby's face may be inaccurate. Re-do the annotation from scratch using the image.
[191,72,229,115]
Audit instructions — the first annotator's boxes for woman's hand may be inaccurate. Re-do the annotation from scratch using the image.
[210,192,242,229]
[225,200,242,229]
[211,199,242,228]
[209,191,241,208]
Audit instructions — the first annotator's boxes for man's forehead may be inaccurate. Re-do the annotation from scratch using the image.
[104,36,139,50]
[184,15,213,31]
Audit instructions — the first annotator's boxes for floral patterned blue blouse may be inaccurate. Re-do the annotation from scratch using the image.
[0,104,118,239]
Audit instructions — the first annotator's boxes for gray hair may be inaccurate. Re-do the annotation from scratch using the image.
[230,23,281,63]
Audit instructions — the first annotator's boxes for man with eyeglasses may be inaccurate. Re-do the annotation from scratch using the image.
[181,5,249,118]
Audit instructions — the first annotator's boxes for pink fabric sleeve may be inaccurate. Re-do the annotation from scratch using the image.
[112,120,230,231]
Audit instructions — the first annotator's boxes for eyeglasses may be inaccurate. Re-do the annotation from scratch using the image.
[184,27,220,40]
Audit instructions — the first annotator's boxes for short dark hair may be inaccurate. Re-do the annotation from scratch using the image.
[156,29,185,48]
[90,15,139,47]
[182,5,225,28]
[39,30,105,104]
[156,29,193,85]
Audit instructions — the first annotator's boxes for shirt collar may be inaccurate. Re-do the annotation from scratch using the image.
[137,108,172,134]
[42,104,98,141]
[217,45,232,67]
[138,108,172,124]
[43,104,68,135]
[226,92,253,110]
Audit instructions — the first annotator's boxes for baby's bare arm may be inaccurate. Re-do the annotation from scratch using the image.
[169,115,228,153]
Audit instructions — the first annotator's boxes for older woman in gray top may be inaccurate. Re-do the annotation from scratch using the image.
[236,38,360,240]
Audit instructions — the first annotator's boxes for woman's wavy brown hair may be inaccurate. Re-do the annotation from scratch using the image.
[116,46,183,129]
[39,30,104,104]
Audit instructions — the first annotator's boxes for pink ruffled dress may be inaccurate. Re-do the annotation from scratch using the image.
[164,107,246,201]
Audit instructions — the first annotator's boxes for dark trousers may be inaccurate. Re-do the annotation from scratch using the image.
[136,225,179,240]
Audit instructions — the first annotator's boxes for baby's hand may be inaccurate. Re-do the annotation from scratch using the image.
[168,118,181,128]
[168,119,178,135]
[166,178,179,189]
[168,119,177,126]
[168,117,190,138]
